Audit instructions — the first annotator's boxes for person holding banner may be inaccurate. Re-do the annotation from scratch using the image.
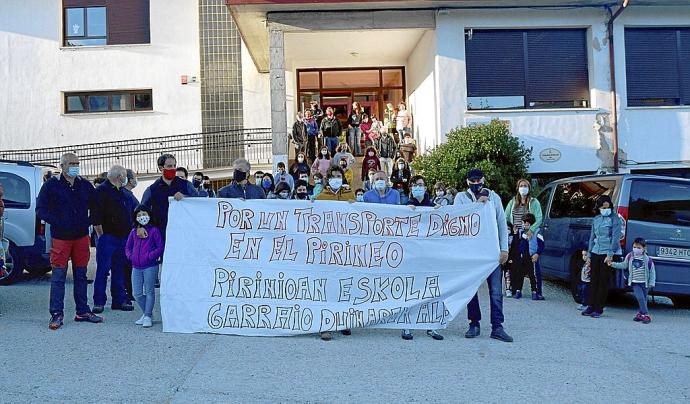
[363,171,400,205]
[218,158,266,200]
[294,180,310,201]
[454,168,513,343]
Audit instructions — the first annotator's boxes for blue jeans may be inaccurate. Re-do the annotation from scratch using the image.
[467,265,504,329]
[132,266,157,317]
[348,127,362,156]
[632,283,649,314]
[94,234,127,306]
[49,267,90,315]
[325,136,339,157]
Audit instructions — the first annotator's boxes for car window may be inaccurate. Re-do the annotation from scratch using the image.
[0,171,31,209]
[549,180,616,218]
[537,188,551,216]
[629,180,690,227]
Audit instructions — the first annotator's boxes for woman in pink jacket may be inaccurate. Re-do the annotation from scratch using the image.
[311,146,332,177]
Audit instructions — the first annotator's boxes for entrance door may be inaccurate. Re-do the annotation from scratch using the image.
[353,91,379,120]
[321,92,351,128]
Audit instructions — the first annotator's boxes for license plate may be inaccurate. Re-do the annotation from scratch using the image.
[658,246,690,260]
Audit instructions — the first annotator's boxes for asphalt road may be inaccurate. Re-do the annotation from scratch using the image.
[1,257,689,403]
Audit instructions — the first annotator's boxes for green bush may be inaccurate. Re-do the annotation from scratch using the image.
[411,119,533,201]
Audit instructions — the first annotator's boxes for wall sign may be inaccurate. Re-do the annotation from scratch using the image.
[539,148,562,163]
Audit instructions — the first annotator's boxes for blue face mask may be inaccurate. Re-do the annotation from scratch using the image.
[192,179,202,188]
[468,182,483,194]
[67,166,80,177]
[262,179,272,190]
[412,186,426,199]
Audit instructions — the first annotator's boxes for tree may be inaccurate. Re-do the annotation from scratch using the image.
[411,120,533,200]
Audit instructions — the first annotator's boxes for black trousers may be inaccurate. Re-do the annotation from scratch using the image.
[124,261,134,302]
[307,136,317,162]
[512,257,536,293]
[587,253,619,312]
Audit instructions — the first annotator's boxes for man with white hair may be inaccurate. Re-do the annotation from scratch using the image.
[37,152,101,330]
[218,158,266,199]
[90,165,136,313]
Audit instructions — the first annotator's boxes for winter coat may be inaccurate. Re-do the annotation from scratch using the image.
[311,158,331,177]
[320,116,342,138]
[125,225,164,269]
[292,120,307,145]
[376,133,398,159]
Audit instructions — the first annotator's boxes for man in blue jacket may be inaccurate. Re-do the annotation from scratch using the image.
[37,153,102,330]
[218,158,266,200]
[454,168,513,342]
[362,171,400,205]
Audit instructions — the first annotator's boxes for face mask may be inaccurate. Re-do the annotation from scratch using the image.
[262,179,272,190]
[130,179,137,189]
[328,178,343,190]
[356,195,364,202]
[298,157,304,163]
[397,164,405,170]
[136,215,150,226]
[67,166,80,177]
[368,152,374,157]
[279,192,290,199]
[234,170,247,182]
[519,186,529,197]
[314,179,322,185]
[469,182,484,194]
[121,176,128,187]
[255,178,262,186]
[176,173,185,179]
[633,247,644,256]
[435,190,444,197]
[339,164,347,169]
[412,186,425,199]
[600,208,612,217]
[192,179,202,188]
[374,179,386,191]
[163,168,176,180]
[299,176,309,182]
[203,183,211,189]
[297,192,308,200]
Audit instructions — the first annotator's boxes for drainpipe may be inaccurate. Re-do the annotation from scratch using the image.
[607,0,629,173]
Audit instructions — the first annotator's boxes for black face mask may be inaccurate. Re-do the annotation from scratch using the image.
[469,183,484,194]
[296,192,309,200]
[234,170,247,182]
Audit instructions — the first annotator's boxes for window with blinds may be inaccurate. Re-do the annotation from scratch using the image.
[625,27,690,107]
[465,28,590,110]
[62,0,150,46]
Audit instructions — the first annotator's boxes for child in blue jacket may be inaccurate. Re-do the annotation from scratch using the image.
[609,237,656,324]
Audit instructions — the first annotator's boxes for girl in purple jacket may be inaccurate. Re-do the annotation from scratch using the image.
[125,205,164,328]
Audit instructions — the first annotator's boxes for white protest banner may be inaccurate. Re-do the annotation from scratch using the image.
[161,198,499,336]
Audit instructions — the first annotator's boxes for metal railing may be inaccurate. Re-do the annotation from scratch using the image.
[1,128,273,177]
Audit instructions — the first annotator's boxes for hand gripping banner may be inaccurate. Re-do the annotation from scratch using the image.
[161,198,500,336]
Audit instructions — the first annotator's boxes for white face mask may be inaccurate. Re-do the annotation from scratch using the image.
[279,192,290,199]
[600,208,612,217]
[328,178,343,190]
[397,164,405,170]
[518,186,529,196]
[137,215,150,226]
[298,157,304,163]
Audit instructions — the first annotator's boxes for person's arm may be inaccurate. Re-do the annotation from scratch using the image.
[494,193,509,253]
[141,187,152,209]
[185,181,197,197]
[609,254,630,270]
[607,216,623,258]
[125,230,135,261]
[36,181,58,226]
[530,198,543,232]
[504,198,514,226]
[536,233,545,255]
[587,219,597,259]
[148,228,165,261]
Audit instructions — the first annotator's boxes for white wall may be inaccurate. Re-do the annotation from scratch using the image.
[241,40,271,129]
[615,7,690,169]
[0,0,201,150]
[406,29,438,154]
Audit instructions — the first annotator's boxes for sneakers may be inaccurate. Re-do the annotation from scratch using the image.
[641,314,651,324]
[74,312,103,323]
[340,329,352,336]
[505,290,513,297]
[577,304,588,311]
[581,307,594,316]
[634,312,643,322]
[319,332,332,341]
[112,303,134,311]
[531,291,539,300]
[427,330,444,340]
[535,294,545,301]
[49,313,64,330]
[590,311,602,318]
[464,324,480,338]
[92,305,105,314]
[514,290,522,299]
[142,316,152,328]
[401,329,413,340]
[490,327,514,342]
[135,315,146,325]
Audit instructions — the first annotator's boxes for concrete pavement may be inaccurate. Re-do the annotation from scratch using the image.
[1,258,689,403]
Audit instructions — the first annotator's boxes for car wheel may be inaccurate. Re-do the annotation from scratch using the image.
[0,243,25,285]
[671,296,690,309]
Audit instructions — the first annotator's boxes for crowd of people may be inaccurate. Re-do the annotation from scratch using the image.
[11,149,656,340]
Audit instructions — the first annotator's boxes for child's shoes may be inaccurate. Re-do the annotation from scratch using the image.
[641,314,651,324]
[633,312,643,322]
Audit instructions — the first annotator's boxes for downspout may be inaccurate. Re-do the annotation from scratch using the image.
[607,0,629,173]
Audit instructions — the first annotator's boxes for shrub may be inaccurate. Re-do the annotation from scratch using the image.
[411,119,533,201]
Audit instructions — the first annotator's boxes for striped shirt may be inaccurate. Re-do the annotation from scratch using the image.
[631,257,647,283]
[512,204,526,229]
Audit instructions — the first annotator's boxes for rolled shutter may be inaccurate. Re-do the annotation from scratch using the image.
[526,29,589,103]
[680,29,690,105]
[625,28,680,105]
[107,0,150,45]
[465,30,525,98]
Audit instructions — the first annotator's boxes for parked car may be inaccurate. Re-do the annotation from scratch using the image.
[537,174,690,307]
[0,160,53,284]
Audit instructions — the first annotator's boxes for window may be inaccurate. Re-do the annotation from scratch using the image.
[549,181,616,218]
[0,172,31,210]
[64,7,107,46]
[629,180,690,227]
[625,28,690,107]
[465,29,590,110]
[537,189,552,216]
[64,90,153,114]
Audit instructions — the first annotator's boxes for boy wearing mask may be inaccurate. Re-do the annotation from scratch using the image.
[361,147,381,182]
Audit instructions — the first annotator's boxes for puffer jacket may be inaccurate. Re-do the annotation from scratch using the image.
[125,225,164,269]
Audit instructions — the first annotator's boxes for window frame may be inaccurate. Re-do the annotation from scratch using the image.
[63,90,153,114]
[63,6,108,47]
[465,28,591,111]
[0,172,31,210]
[628,179,690,227]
